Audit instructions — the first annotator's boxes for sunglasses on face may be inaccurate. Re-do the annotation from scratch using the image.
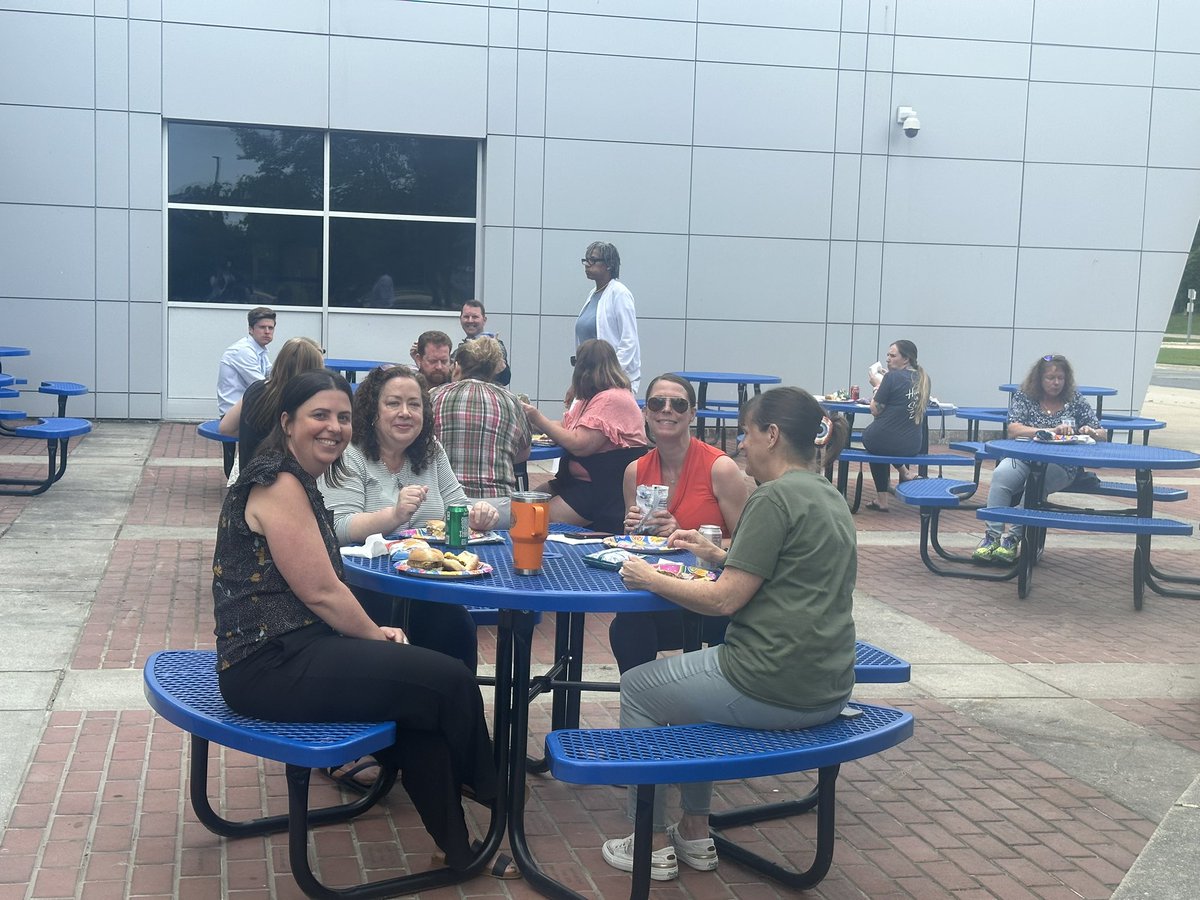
[645,396,691,414]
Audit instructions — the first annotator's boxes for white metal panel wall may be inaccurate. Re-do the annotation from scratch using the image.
[3,2,1200,418]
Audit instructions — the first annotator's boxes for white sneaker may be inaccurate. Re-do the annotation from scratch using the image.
[667,823,718,870]
[601,833,678,881]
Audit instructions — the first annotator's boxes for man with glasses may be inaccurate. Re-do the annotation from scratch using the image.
[409,330,454,387]
[576,241,640,392]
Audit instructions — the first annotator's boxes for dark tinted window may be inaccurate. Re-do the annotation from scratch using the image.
[330,133,476,216]
[167,123,322,210]
[168,210,322,307]
[328,219,475,310]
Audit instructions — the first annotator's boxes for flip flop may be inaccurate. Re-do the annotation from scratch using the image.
[321,758,381,795]
[865,501,890,513]
[431,846,521,880]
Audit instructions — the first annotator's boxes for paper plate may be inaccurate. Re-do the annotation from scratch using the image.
[392,528,505,545]
[603,534,682,554]
[393,561,494,578]
[653,561,719,581]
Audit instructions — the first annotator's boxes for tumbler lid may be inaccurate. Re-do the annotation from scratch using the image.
[511,491,551,503]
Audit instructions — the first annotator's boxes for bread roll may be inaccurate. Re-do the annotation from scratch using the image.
[406,546,444,570]
[442,554,466,572]
[457,551,481,571]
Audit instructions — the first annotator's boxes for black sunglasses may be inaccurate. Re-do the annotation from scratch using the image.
[1042,354,1066,362]
[646,396,691,414]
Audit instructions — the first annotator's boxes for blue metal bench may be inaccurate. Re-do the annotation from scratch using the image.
[143,649,496,898]
[976,506,1193,606]
[197,419,237,478]
[893,478,1022,582]
[694,407,739,450]
[38,380,88,417]
[0,416,92,496]
[545,702,914,898]
[836,448,974,512]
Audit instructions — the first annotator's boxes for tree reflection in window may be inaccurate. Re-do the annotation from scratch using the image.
[167,122,478,310]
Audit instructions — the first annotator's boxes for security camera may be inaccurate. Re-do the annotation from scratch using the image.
[896,106,920,138]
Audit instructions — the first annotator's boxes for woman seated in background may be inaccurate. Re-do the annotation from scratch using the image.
[860,339,931,512]
[974,353,1106,564]
[321,365,500,674]
[212,370,499,873]
[430,337,531,529]
[608,373,751,673]
[219,336,326,470]
[606,388,856,882]
[521,339,648,532]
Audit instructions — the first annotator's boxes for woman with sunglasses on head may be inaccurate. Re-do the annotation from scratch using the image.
[607,374,751,673]
[521,339,648,532]
[860,339,932,512]
[604,388,855,881]
[974,353,1106,564]
[321,365,500,675]
[212,370,499,875]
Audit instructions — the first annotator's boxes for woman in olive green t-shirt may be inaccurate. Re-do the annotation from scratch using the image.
[604,387,857,883]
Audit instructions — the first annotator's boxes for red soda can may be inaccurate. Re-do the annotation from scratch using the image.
[850,385,860,401]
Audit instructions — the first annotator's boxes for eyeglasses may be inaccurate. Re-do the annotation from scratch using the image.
[1042,354,1066,362]
[580,257,604,266]
[645,396,691,414]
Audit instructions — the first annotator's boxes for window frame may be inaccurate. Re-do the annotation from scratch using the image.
[164,120,483,317]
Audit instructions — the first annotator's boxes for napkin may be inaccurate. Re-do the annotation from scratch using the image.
[339,533,391,558]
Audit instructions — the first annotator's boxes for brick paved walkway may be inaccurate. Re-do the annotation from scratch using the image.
[1,422,1197,898]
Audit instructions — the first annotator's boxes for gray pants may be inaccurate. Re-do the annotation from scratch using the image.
[982,458,1076,541]
[619,645,847,830]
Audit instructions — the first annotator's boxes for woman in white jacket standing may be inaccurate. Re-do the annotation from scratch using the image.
[577,241,641,392]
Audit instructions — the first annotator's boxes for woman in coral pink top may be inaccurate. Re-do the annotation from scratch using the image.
[521,339,648,531]
[609,373,751,672]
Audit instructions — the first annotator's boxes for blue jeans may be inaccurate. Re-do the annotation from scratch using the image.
[619,646,847,830]
[983,458,1076,541]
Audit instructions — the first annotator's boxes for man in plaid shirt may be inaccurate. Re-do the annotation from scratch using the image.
[430,337,531,527]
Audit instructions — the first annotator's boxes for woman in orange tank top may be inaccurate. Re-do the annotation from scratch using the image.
[608,374,751,672]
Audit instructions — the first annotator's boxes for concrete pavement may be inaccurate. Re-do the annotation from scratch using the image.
[0,385,1198,898]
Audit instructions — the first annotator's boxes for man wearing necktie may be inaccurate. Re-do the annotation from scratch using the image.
[216,307,276,476]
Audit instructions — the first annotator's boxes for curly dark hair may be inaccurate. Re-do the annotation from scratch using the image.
[351,365,437,474]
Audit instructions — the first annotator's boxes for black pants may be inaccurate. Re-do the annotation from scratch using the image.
[353,587,479,674]
[608,610,729,673]
[219,623,497,869]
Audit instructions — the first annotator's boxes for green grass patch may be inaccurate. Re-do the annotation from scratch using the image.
[1166,312,1195,334]
[1157,346,1200,366]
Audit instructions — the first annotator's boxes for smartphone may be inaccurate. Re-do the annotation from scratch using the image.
[559,531,612,541]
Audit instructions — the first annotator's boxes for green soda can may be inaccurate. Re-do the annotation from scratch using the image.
[446,504,470,549]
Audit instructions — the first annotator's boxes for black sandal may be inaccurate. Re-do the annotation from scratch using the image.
[320,758,381,795]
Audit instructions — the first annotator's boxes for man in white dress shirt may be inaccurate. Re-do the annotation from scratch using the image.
[215,307,276,477]
[217,307,276,416]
